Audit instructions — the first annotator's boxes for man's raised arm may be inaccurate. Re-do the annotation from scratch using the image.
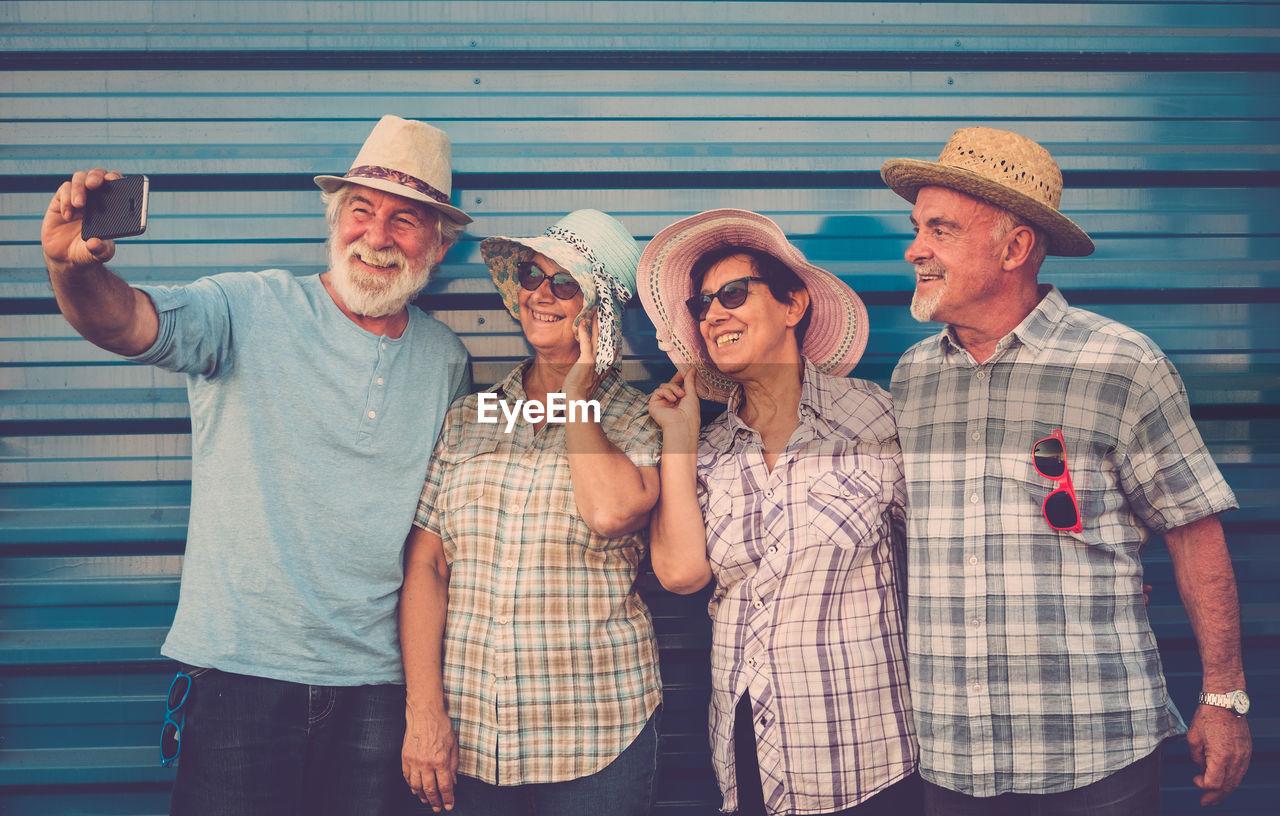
[42,167,158,356]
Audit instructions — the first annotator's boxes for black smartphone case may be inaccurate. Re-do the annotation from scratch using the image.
[81,175,149,240]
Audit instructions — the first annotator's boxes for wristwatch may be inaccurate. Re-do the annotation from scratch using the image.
[1198,689,1250,717]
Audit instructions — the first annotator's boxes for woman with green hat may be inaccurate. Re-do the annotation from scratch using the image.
[398,210,663,815]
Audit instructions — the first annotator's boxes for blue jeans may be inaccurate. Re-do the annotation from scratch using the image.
[169,666,414,816]
[921,748,1163,816]
[438,709,660,816]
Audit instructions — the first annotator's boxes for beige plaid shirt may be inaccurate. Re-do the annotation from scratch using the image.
[415,361,662,784]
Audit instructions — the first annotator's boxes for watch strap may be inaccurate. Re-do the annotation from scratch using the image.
[1198,690,1249,716]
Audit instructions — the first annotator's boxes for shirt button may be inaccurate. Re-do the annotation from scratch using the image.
[767,545,778,555]
[968,555,978,565]
[971,431,980,442]
[976,371,986,380]
[765,489,774,499]
[753,600,764,610]
[381,342,387,350]
[376,377,385,386]
[972,683,982,692]
[970,493,980,504]
[367,410,376,419]
[504,560,515,569]
[970,618,981,628]
[496,616,510,625]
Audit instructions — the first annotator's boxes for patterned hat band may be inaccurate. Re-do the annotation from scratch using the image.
[544,225,632,303]
[344,165,450,205]
[544,224,633,373]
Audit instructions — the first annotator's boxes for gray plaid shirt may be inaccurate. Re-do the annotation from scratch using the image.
[699,363,917,814]
[891,285,1237,796]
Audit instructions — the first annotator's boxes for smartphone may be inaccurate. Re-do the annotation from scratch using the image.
[81,174,149,240]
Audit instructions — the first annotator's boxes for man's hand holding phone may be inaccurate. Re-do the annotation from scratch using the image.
[41,168,161,356]
[42,168,147,275]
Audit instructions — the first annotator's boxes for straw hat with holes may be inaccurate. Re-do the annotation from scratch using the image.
[880,127,1094,257]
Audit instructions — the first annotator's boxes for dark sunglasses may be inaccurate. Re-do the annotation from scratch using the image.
[685,277,765,322]
[1032,429,1082,533]
[517,260,581,300]
[159,671,193,767]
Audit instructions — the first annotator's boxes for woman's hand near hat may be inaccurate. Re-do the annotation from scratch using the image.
[562,310,607,404]
[647,367,714,595]
[648,367,701,448]
[562,309,661,538]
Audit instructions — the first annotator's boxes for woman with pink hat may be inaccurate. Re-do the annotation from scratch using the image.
[639,210,921,816]
[399,210,663,815]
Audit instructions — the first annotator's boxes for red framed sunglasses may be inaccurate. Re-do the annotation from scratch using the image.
[1032,429,1082,534]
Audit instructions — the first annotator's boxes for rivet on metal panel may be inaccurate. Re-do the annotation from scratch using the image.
[474,77,481,85]
[478,316,486,325]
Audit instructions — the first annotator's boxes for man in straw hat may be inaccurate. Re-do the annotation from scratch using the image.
[882,127,1250,812]
[41,114,472,815]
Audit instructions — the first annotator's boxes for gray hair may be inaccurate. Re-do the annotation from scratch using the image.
[992,209,1048,271]
[321,184,464,249]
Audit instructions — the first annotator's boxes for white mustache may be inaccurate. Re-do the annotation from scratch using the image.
[346,241,407,270]
[915,259,947,279]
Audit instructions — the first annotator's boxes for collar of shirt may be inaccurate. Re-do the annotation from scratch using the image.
[713,359,835,454]
[939,284,1068,362]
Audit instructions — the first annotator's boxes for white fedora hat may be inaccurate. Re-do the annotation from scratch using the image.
[314,115,471,225]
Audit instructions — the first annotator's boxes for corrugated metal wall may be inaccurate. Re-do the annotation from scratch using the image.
[1,2,1276,814]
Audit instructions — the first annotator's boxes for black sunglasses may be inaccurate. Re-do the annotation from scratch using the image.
[685,277,765,322]
[1032,430,1082,533]
[517,260,581,300]
[159,671,193,767]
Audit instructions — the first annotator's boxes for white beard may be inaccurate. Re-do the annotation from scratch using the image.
[909,260,947,323]
[327,238,433,318]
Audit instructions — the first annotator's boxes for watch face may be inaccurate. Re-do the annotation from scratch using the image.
[1230,691,1251,715]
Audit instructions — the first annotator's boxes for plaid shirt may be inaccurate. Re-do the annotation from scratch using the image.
[415,361,662,785]
[891,286,1237,796]
[698,362,917,815]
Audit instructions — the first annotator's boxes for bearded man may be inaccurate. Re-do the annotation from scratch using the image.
[41,115,472,816]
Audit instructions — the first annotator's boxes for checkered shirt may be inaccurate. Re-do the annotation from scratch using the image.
[890,286,1237,796]
[415,361,662,784]
[698,362,917,815]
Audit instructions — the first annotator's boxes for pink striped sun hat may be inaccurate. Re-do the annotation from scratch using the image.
[637,209,869,403]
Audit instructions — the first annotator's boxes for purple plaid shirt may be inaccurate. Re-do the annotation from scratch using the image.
[697,362,917,815]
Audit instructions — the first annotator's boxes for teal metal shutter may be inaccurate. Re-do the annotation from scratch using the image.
[2,3,1276,814]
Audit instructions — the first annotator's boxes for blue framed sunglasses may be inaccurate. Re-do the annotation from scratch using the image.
[159,671,193,767]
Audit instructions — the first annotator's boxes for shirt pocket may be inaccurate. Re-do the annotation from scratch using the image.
[806,462,886,551]
[436,437,504,532]
[702,483,759,582]
[1013,456,1105,546]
